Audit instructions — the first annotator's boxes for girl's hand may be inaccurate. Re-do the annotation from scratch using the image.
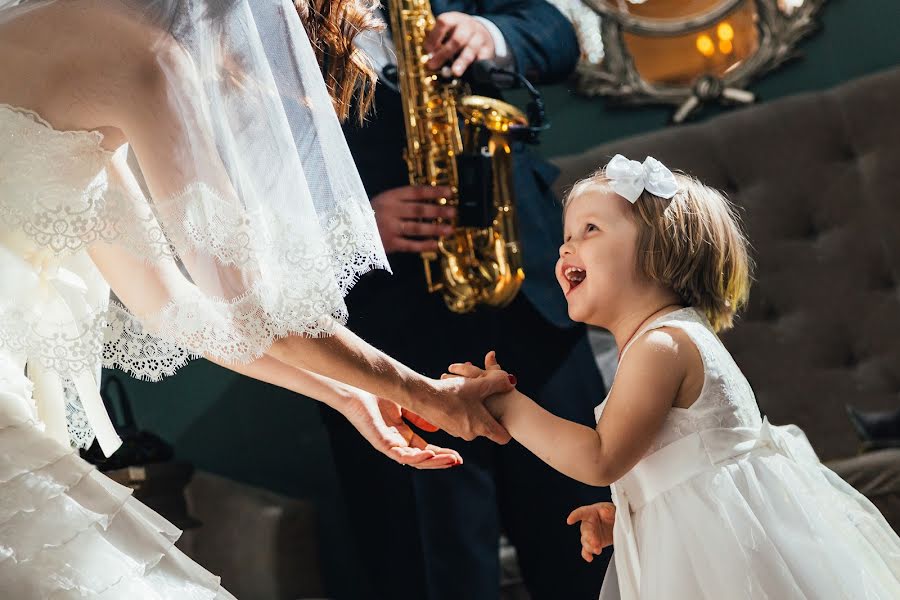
[340,391,463,469]
[444,350,507,380]
[567,502,616,562]
[444,351,514,423]
[423,370,513,443]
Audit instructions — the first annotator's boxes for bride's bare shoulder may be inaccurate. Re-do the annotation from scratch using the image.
[0,0,192,132]
[1,0,186,95]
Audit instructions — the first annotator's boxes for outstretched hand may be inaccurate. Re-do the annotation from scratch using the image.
[341,392,463,469]
[567,502,616,562]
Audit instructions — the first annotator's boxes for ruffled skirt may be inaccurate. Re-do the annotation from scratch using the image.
[0,360,237,599]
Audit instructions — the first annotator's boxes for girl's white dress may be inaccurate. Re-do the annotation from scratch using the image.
[596,307,900,599]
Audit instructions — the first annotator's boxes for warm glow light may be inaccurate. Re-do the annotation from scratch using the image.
[622,2,760,87]
[696,34,715,57]
[717,22,735,42]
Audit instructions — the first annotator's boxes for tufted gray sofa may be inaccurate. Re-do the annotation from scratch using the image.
[551,67,900,531]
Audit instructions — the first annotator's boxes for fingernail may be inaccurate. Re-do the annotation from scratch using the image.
[508,374,517,385]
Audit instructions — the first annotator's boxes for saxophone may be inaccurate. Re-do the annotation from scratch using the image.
[389,0,527,313]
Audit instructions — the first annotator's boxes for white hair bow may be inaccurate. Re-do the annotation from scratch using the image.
[605,154,679,203]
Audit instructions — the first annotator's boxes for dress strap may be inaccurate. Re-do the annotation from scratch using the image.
[618,307,700,360]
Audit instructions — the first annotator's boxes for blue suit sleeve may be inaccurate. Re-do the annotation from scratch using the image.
[479,0,579,84]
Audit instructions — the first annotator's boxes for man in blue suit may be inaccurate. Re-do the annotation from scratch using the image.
[319,2,611,598]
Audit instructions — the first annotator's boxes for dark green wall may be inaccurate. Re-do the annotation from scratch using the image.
[530,0,900,158]
[120,1,899,597]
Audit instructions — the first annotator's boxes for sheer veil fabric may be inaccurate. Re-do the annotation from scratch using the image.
[0,0,389,453]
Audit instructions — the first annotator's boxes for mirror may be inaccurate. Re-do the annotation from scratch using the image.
[550,0,827,122]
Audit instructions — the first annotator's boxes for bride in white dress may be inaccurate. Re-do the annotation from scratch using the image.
[0,0,515,596]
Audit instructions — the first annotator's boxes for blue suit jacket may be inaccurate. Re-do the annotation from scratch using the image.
[345,0,579,328]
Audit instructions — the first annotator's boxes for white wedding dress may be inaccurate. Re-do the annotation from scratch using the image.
[0,0,391,593]
[0,104,242,598]
[597,307,900,600]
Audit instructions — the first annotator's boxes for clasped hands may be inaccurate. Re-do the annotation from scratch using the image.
[445,351,617,562]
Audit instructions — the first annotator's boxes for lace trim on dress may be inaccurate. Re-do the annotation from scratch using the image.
[1,109,390,449]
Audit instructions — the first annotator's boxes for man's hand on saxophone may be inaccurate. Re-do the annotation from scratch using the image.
[424,12,497,76]
[371,185,456,254]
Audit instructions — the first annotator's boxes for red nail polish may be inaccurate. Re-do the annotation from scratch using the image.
[508,374,517,385]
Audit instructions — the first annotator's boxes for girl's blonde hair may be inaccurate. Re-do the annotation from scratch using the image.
[565,167,754,332]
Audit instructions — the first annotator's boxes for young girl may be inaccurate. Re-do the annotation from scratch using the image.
[448,155,900,598]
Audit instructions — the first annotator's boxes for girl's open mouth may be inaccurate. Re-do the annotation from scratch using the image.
[564,266,586,295]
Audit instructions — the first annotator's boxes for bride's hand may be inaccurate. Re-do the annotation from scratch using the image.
[340,392,463,469]
[414,362,514,445]
[566,502,616,562]
[444,351,509,416]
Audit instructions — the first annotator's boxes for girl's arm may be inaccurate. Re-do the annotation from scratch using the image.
[469,330,689,486]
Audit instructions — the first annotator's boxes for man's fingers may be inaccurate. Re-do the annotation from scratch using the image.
[428,26,473,69]
[581,548,594,563]
[423,16,454,52]
[476,43,493,61]
[395,238,440,253]
[452,42,478,77]
[396,220,454,239]
[400,185,453,202]
[396,201,455,221]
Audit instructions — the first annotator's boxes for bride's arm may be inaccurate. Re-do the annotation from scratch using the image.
[88,151,507,458]
[98,45,512,443]
[205,354,462,469]
[265,325,510,441]
[88,210,511,445]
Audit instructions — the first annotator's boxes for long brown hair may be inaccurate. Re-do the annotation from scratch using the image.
[295,0,381,124]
